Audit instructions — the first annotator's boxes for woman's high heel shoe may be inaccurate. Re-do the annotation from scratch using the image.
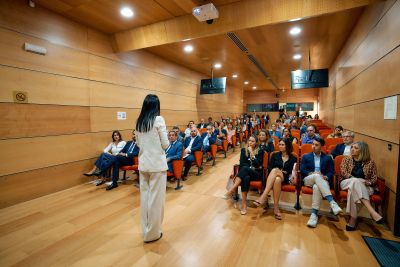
[346,224,356,231]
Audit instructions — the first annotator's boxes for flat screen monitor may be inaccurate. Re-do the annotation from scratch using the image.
[200,77,226,94]
[291,69,329,89]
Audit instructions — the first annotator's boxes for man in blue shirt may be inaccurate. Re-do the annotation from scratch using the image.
[301,125,320,144]
[165,131,183,173]
[301,137,342,227]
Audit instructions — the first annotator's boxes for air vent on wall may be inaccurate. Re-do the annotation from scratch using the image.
[227,32,278,90]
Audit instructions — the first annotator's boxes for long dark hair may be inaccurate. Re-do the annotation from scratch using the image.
[136,94,160,133]
[280,138,293,155]
[112,130,122,142]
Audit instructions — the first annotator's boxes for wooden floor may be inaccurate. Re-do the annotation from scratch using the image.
[0,150,397,267]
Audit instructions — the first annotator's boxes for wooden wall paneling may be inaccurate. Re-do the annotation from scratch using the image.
[337,47,400,107]
[89,107,138,133]
[88,55,149,90]
[386,190,397,232]
[332,0,396,71]
[0,0,89,51]
[87,29,119,61]
[335,85,356,108]
[0,103,90,139]
[336,0,400,89]
[0,66,90,106]
[334,106,355,131]
[161,110,200,128]
[0,28,89,79]
[152,72,198,98]
[0,159,93,209]
[353,98,400,144]
[355,134,398,193]
[0,134,95,176]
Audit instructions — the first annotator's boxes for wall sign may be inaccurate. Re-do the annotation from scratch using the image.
[117,111,126,120]
[384,95,397,120]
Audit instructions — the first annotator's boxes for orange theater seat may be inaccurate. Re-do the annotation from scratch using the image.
[325,138,343,149]
[120,156,139,180]
[217,139,229,158]
[300,144,313,158]
[167,159,184,190]
[192,150,203,176]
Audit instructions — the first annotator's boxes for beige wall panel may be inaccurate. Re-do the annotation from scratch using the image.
[332,0,396,70]
[161,110,199,128]
[0,66,90,106]
[337,47,400,107]
[0,0,88,51]
[0,103,90,139]
[319,80,336,127]
[89,81,198,111]
[353,98,400,144]
[0,159,93,209]
[90,107,138,132]
[336,0,400,89]
[152,72,198,98]
[0,28,89,79]
[334,106,355,131]
[354,134,398,193]
[87,29,118,61]
[335,85,356,108]
[88,55,150,90]
[0,134,93,176]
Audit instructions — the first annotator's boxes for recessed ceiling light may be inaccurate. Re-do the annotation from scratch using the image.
[252,86,257,90]
[293,54,302,60]
[289,18,302,22]
[214,63,222,69]
[184,45,193,53]
[244,81,249,85]
[232,74,238,78]
[289,27,301,35]
[120,7,134,18]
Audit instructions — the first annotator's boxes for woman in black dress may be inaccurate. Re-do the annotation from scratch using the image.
[225,135,264,215]
[253,138,297,219]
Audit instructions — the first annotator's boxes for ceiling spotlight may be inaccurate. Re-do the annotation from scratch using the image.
[252,86,257,90]
[244,81,249,85]
[293,54,302,60]
[289,26,301,35]
[214,63,222,69]
[232,74,238,78]
[120,7,134,18]
[184,45,193,53]
[289,18,301,22]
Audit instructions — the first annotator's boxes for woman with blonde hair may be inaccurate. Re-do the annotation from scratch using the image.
[225,136,264,215]
[340,141,384,231]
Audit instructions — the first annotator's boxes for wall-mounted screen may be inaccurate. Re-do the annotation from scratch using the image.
[200,77,226,94]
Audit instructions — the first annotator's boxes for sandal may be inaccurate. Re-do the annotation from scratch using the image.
[240,208,247,215]
[274,212,282,220]
[253,199,266,208]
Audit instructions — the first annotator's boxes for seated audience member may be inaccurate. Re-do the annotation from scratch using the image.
[301,125,320,144]
[208,117,213,125]
[215,121,227,145]
[106,130,140,190]
[276,119,285,131]
[254,138,297,219]
[182,127,203,178]
[340,141,384,230]
[314,114,320,120]
[289,118,299,130]
[327,125,343,138]
[331,131,354,158]
[300,118,311,137]
[201,125,217,154]
[226,123,236,146]
[172,126,184,143]
[197,118,206,129]
[184,121,195,138]
[84,130,126,185]
[225,136,264,215]
[269,123,282,138]
[165,130,183,173]
[301,137,342,228]
[282,128,298,144]
[258,129,274,154]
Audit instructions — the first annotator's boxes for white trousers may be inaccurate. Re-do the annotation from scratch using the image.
[139,171,166,242]
[340,178,373,218]
[304,174,332,210]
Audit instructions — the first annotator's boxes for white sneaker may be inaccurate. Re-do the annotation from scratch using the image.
[307,213,318,228]
[330,201,342,215]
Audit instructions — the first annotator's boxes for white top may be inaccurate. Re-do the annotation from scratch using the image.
[104,141,126,155]
[136,116,169,172]
[343,145,351,156]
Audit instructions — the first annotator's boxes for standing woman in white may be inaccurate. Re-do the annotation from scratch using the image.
[135,94,169,243]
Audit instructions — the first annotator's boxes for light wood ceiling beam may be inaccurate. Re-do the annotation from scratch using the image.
[171,0,198,13]
[113,0,379,52]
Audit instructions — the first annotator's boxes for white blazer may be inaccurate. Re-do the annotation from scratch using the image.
[136,116,169,172]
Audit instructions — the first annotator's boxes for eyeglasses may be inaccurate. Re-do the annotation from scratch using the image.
[343,135,353,138]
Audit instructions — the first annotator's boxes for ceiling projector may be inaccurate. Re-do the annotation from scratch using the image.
[192,3,219,24]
